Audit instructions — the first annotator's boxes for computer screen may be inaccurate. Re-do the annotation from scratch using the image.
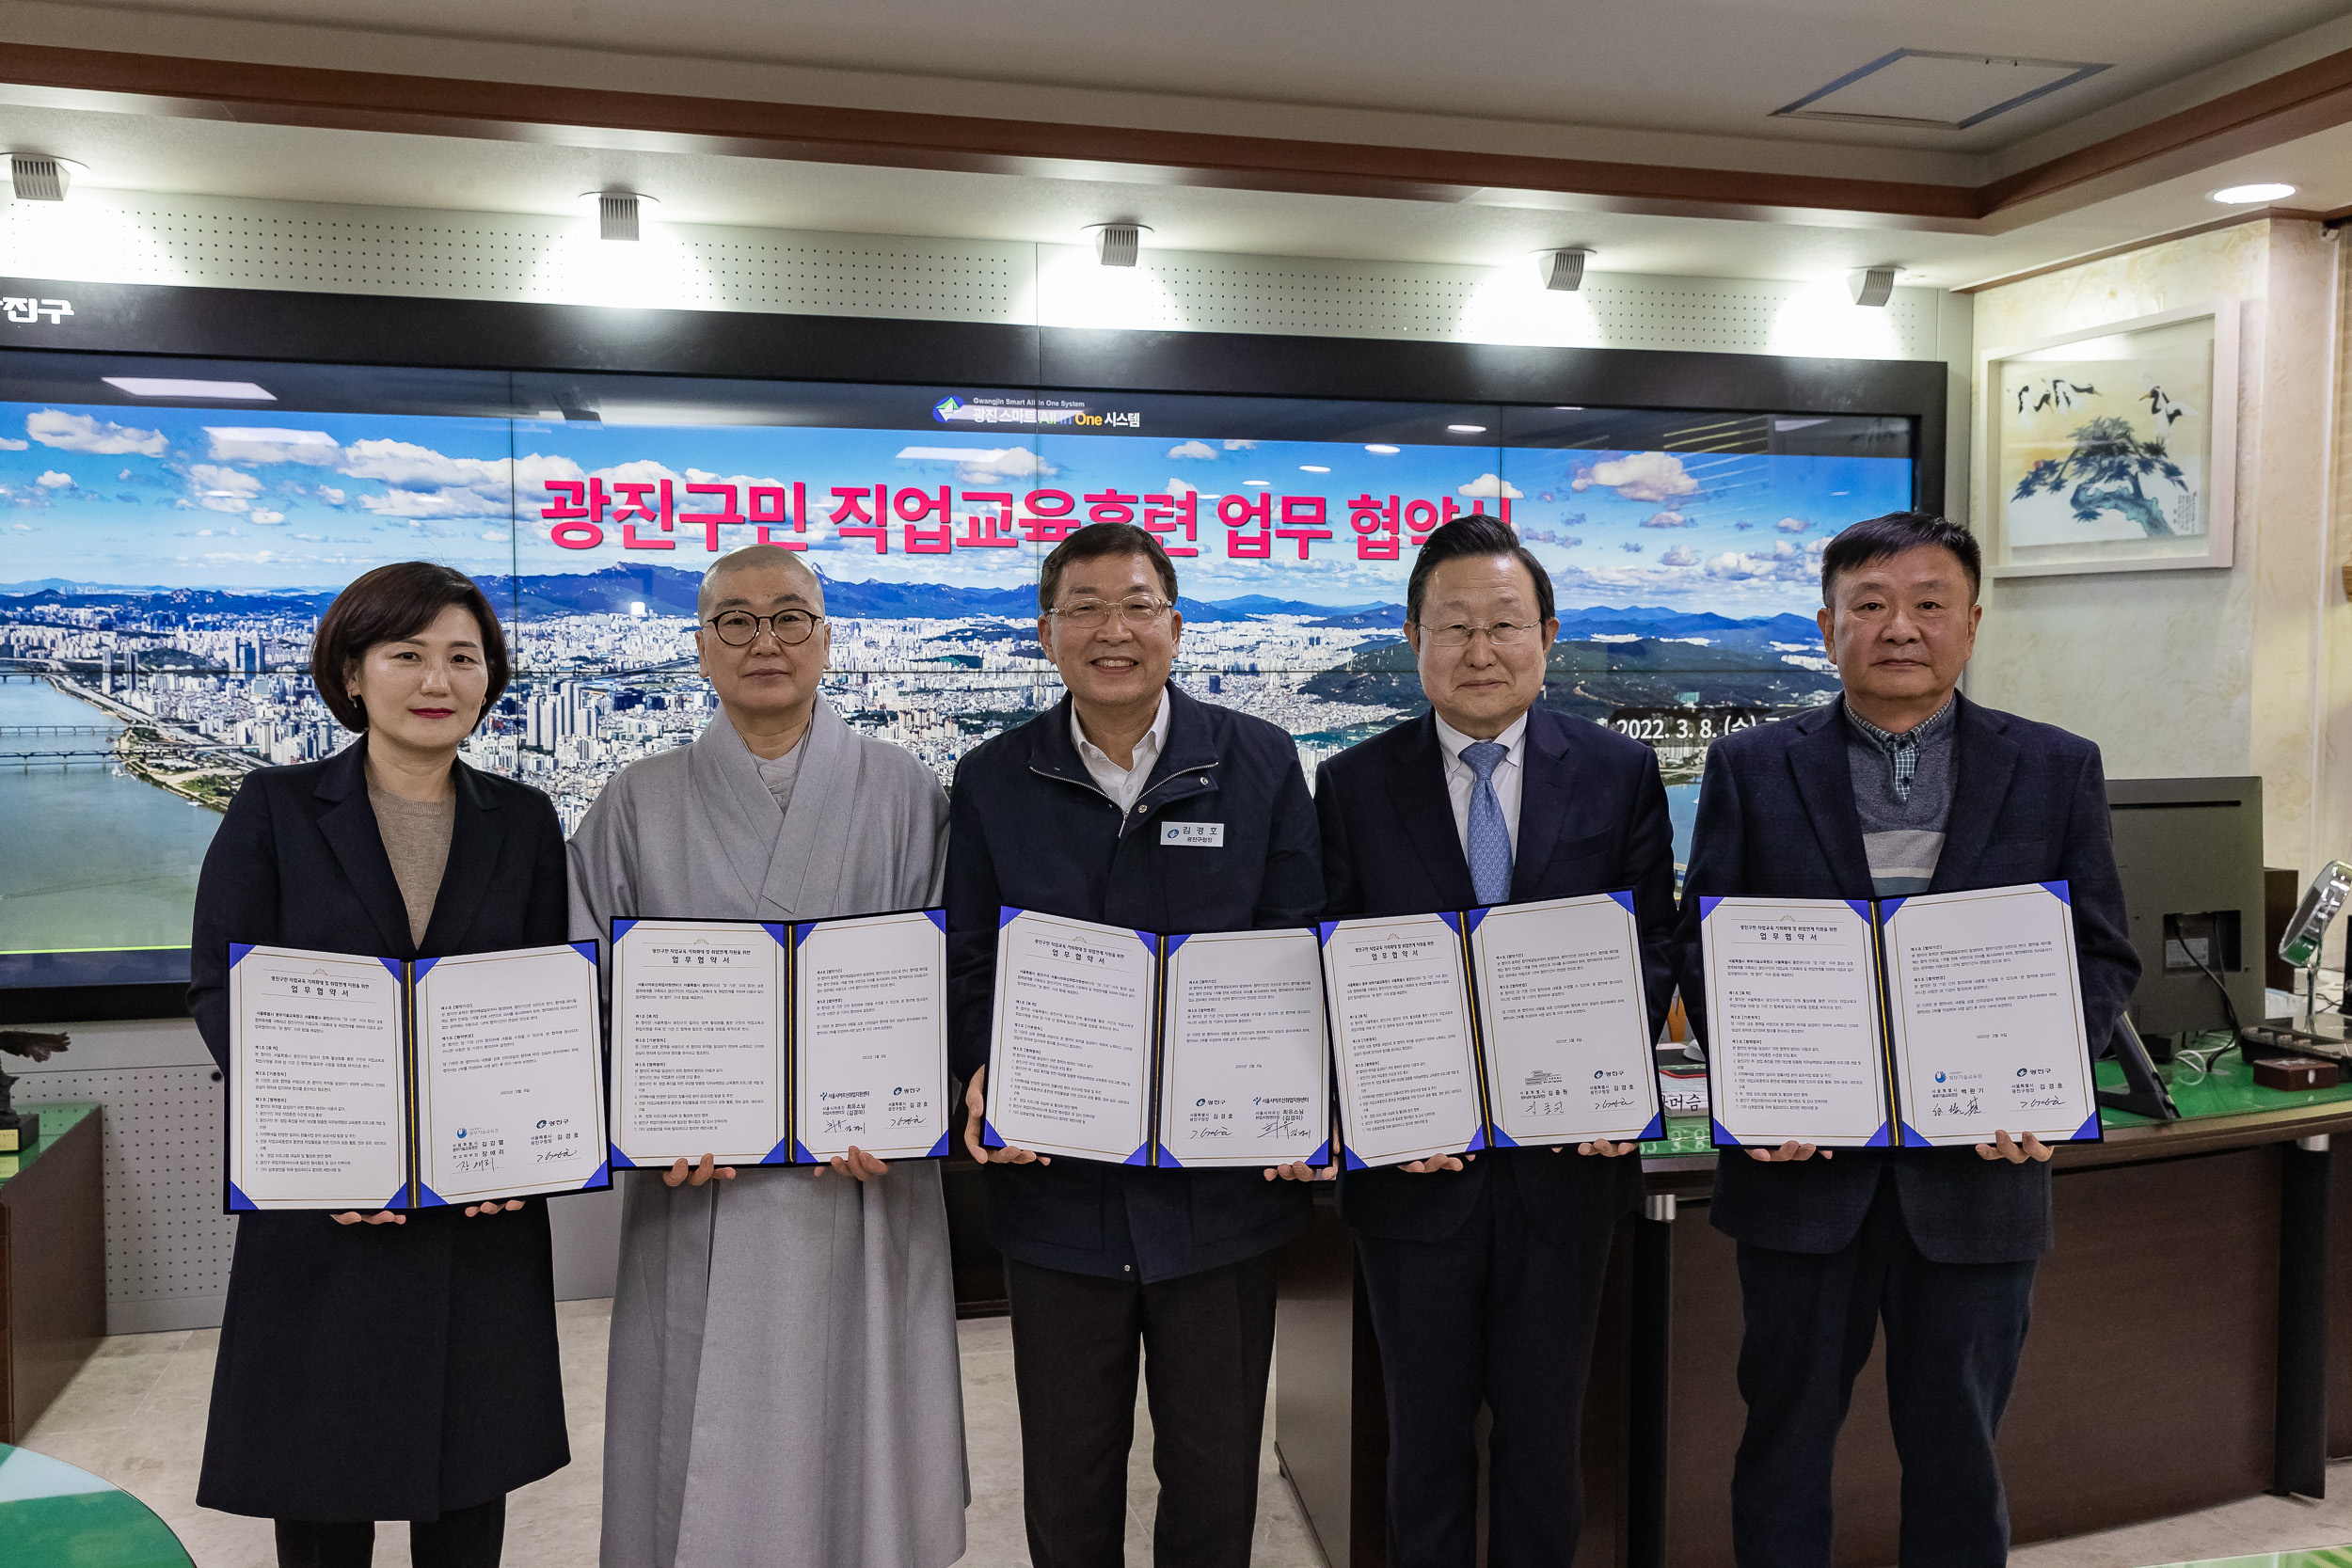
[2106,776,2267,1038]
[0,356,1915,987]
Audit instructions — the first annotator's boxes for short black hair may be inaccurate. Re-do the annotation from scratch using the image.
[1038,522,1179,611]
[1406,514,1555,625]
[1819,512,1982,605]
[311,562,510,732]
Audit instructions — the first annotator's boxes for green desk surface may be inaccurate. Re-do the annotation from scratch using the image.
[2097,1036,2352,1125]
[1639,1036,2352,1158]
[0,1444,195,1567]
[0,1101,96,1187]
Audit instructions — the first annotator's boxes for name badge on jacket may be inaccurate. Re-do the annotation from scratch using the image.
[1161,822,1225,847]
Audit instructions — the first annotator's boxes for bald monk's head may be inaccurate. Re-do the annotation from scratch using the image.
[694,545,831,758]
[698,543,826,621]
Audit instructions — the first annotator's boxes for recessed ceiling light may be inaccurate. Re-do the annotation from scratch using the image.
[104,377,275,400]
[1299,465,1330,473]
[1446,424,1487,435]
[2211,182,2296,204]
[1243,479,1271,487]
[1364,444,1401,454]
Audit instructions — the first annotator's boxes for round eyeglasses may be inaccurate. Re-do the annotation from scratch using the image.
[706,610,824,646]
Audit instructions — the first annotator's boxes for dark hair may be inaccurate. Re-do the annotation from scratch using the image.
[310,562,510,733]
[1038,522,1180,611]
[1819,512,1982,606]
[1406,514,1555,625]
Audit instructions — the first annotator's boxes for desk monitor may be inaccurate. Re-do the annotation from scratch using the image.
[2106,776,2266,1040]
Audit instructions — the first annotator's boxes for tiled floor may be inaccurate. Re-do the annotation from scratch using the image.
[26,1307,2352,1567]
[19,1299,1326,1567]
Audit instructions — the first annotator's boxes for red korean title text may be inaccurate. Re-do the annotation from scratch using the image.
[540,478,1510,562]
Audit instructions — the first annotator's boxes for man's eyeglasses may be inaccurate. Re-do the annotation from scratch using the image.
[706,610,824,646]
[1411,620,1541,648]
[1046,595,1172,631]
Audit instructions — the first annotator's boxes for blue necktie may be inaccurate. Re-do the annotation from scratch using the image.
[1462,740,1513,906]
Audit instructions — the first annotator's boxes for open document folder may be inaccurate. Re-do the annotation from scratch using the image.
[227,942,609,1212]
[1697,882,2101,1149]
[981,910,1332,1169]
[1321,893,1665,1169]
[609,909,952,1168]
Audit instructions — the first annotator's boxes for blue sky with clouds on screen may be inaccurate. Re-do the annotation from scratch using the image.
[0,402,1909,612]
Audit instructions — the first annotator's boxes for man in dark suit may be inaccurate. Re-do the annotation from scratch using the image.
[1316,514,1677,1568]
[947,521,1327,1568]
[1677,511,2140,1568]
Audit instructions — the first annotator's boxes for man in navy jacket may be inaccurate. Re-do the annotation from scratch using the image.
[1316,515,1677,1568]
[1677,512,2139,1568]
[946,521,1325,1568]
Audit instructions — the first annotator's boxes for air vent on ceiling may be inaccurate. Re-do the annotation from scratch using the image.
[10,154,72,201]
[1773,49,2108,131]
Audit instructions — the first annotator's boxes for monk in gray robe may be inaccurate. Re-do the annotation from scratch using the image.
[570,544,964,1568]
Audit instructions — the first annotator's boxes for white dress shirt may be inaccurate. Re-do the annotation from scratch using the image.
[1073,690,1171,813]
[1434,709,1529,857]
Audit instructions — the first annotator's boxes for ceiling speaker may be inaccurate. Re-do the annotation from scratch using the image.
[1537,249,1590,291]
[598,193,641,243]
[1848,266,1898,308]
[10,155,72,201]
[1092,224,1143,267]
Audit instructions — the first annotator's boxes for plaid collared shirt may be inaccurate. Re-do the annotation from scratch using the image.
[1842,696,1954,805]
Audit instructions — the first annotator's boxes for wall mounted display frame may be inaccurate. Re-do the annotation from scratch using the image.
[1978,300,2237,578]
[0,271,1946,1019]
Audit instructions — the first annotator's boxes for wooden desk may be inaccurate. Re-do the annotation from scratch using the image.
[0,1102,105,1442]
[1275,1056,2351,1568]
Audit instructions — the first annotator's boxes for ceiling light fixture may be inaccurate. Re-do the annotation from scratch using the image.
[103,377,275,400]
[1087,223,1152,267]
[583,190,654,242]
[1299,465,1330,473]
[1536,248,1592,291]
[1446,424,1488,435]
[1848,266,1899,308]
[2210,182,2296,204]
[1364,444,1401,454]
[8,154,79,201]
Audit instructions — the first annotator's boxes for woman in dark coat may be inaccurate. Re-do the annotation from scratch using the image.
[188,562,571,1568]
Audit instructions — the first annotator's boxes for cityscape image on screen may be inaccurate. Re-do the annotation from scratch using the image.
[0,360,1913,986]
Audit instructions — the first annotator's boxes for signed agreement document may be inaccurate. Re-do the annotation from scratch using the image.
[790,910,951,1164]
[1467,895,1661,1148]
[227,942,606,1212]
[411,944,607,1205]
[1882,884,2095,1147]
[1697,897,1892,1148]
[1155,927,1329,1169]
[981,910,1330,1168]
[611,911,952,1168]
[610,918,792,1167]
[1325,897,1663,1169]
[1321,913,1487,1169]
[1697,883,2096,1149]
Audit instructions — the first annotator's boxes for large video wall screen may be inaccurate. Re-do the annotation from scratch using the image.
[0,355,1913,988]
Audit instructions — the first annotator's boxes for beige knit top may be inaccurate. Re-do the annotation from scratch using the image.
[368,783,455,947]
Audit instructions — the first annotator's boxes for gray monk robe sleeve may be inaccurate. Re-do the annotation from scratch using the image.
[575,702,963,1568]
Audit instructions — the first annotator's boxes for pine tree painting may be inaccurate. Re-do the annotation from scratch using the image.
[2010,415,2188,537]
[1998,323,2210,547]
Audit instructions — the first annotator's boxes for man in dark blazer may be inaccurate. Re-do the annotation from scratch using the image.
[1677,511,2139,1568]
[1316,515,1677,1568]
[947,521,1325,1568]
